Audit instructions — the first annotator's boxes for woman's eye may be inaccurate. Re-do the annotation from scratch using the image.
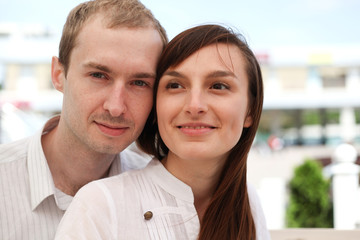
[211,83,229,90]
[90,72,106,79]
[166,82,183,89]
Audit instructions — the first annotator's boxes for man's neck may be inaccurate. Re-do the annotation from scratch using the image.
[41,125,116,196]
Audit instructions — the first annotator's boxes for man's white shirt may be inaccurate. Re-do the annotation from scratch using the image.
[0,116,151,240]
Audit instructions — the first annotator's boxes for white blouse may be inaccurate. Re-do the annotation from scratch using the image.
[55,159,270,240]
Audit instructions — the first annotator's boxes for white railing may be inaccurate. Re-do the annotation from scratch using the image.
[270,229,360,240]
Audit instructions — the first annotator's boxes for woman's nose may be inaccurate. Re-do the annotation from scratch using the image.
[184,90,208,115]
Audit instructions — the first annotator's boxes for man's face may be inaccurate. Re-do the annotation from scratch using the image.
[56,16,163,154]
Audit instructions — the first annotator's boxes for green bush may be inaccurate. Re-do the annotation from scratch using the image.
[286,159,333,228]
[302,110,321,125]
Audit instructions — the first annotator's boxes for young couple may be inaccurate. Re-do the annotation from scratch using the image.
[1,0,270,239]
[56,11,269,240]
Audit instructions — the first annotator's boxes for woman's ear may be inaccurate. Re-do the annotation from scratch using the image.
[51,56,65,93]
[244,114,253,128]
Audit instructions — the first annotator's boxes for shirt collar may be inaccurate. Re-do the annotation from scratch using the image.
[144,159,194,203]
[28,116,60,211]
[108,154,122,177]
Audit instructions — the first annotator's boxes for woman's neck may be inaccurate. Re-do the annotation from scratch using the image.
[162,152,225,221]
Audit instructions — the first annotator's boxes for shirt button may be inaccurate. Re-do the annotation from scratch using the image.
[144,211,153,220]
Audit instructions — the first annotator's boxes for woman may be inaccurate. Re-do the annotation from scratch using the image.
[55,24,270,240]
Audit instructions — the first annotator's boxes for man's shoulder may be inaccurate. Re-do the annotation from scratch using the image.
[120,143,152,171]
[0,137,32,164]
[103,166,146,186]
[87,164,148,198]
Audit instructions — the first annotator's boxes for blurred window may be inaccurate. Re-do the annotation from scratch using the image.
[276,67,307,90]
[17,64,37,93]
[319,67,346,88]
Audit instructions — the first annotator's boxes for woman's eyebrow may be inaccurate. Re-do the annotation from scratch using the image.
[206,70,236,78]
[163,70,235,79]
[162,70,185,78]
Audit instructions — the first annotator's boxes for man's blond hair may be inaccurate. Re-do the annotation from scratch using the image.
[59,0,168,75]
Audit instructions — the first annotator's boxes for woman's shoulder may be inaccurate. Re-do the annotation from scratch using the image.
[246,182,258,199]
[247,182,263,215]
[247,182,271,240]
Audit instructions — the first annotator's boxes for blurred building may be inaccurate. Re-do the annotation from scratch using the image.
[0,23,62,114]
[252,46,360,229]
[1,23,360,145]
[257,45,360,147]
[0,23,61,143]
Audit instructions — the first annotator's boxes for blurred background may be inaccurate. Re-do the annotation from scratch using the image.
[1,0,359,230]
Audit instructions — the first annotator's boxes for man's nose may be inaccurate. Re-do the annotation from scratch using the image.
[103,84,127,117]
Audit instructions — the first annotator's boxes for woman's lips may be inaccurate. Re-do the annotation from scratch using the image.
[177,123,216,135]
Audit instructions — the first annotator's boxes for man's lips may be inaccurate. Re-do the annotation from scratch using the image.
[96,122,128,137]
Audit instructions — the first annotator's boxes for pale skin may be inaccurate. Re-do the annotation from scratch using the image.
[156,43,252,220]
[42,15,163,196]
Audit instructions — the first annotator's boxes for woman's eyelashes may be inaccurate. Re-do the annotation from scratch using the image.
[163,81,231,91]
[165,81,183,89]
[210,82,230,90]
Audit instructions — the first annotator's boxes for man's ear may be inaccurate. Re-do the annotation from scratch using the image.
[244,114,253,128]
[51,56,65,93]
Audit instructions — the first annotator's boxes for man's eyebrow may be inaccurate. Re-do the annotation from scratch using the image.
[131,72,156,79]
[83,62,155,78]
[83,62,112,74]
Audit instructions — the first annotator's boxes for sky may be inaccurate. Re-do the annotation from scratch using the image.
[1,0,360,50]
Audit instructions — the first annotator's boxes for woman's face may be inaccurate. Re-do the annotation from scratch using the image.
[156,43,252,163]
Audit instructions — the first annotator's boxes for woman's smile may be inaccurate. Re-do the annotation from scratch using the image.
[177,122,216,136]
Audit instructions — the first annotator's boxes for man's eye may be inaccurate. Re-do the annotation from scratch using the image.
[133,80,147,87]
[211,83,229,90]
[90,72,106,79]
[166,82,183,89]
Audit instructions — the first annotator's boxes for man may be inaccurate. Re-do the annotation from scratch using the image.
[0,0,167,239]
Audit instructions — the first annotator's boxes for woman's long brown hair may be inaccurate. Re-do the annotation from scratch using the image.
[137,24,263,240]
